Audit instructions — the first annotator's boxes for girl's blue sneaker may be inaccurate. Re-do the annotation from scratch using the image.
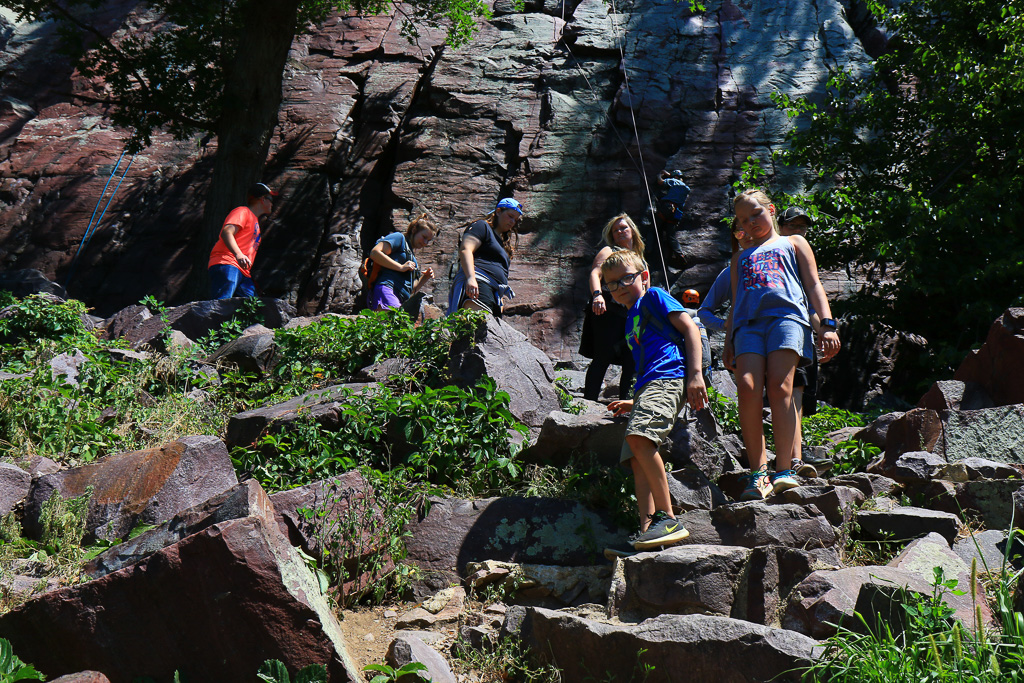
[740,467,772,501]
[771,469,799,494]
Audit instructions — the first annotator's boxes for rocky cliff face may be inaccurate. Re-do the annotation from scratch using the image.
[0,0,873,354]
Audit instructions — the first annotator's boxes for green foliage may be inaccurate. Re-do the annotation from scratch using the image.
[449,635,560,683]
[363,661,429,683]
[0,638,44,683]
[196,296,265,354]
[297,469,420,607]
[257,659,327,683]
[233,377,527,495]
[707,387,740,435]
[0,294,89,345]
[773,0,1024,385]
[273,308,483,386]
[553,376,584,415]
[38,487,92,555]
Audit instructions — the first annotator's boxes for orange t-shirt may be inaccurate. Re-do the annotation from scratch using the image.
[208,206,261,276]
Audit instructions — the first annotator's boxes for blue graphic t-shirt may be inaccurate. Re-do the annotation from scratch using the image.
[625,287,689,395]
[733,235,810,330]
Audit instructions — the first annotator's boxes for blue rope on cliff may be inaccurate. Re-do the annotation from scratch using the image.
[64,150,134,287]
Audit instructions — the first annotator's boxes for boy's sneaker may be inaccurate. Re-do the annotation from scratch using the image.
[771,468,800,494]
[740,467,772,501]
[632,511,689,550]
[792,458,818,478]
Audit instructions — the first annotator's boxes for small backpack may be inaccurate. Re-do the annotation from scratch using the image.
[359,256,382,290]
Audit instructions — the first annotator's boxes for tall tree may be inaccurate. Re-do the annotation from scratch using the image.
[4,0,490,295]
[773,0,1024,377]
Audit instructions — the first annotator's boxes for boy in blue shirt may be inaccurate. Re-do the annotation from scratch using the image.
[602,250,709,550]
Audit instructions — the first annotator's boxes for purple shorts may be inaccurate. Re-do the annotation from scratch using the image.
[369,282,402,311]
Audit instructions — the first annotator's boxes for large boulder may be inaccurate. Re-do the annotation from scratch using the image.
[615,544,752,619]
[24,435,238,542]
[0,506,360,681]
[939,405,1024,464]
[954,308,1024,407]
[446,316,560,428]
[520,409,627,467]
[522,608,817,683]
[918,380,993,412]
[403,497,626,580]
[84,480,272,579]
[855,506,962,545]
[206,332,279,375]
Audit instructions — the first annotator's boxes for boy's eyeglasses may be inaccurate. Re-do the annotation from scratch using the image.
[602,271,641,292]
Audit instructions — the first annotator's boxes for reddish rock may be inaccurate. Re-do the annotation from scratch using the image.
[24,435,237,542]
[883,408,943,463]
[51,673,111,683]
[0,513,360,682]
[954,308,1024,407]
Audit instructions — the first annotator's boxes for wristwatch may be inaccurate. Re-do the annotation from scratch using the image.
[593,290,603,297]
[820,318,837,331]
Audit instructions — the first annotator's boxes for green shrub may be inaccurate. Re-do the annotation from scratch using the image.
[233,377,527,495]
[0,293,89,345]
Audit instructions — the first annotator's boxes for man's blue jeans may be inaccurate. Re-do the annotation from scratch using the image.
[208,264,256,299]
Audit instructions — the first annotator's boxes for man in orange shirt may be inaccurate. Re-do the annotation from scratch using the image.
[208,182,277,299]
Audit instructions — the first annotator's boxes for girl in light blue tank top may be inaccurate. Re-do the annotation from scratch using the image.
[724,190,841,502]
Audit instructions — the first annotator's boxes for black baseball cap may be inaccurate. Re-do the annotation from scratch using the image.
[779,206,812,225]
[249,182,278,199]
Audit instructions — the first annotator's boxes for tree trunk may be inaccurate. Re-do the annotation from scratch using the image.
[185,0,300,300]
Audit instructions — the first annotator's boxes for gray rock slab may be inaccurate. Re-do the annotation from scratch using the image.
[206,333,279,375]
[940,405,1024,464]
[48,349,87,386]
[225,383,372,448]
[954,530,1024,572]
[855,506,962,545]
[855,411,905,449]
[404,496,627,574]
[889,451,947,481]
[961,457,1020,480]
[446,316,560,429]
[668,466,727,512]
[778,485,865,527]
[679,501,838,550]
[523,608,817,683]
[737,546,841,628]
[954,479,1024,530]
[616,544,751,619]
[520,410,627,467]
[0,462,30,515]
[828,472,900,498]
[387,634,456,683]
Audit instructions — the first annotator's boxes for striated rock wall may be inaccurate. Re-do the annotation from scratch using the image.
[0,0,872,357]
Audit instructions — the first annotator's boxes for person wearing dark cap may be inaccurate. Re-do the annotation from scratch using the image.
[208,182,277,299]
[777,205,820,475]
[448,197,522,317]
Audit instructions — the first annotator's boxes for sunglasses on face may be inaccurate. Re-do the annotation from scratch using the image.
[602,271,641,292]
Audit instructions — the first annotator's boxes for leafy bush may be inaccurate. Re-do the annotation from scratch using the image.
[0,292,89,345]
[257,659,326,683]
[233,377,528,495]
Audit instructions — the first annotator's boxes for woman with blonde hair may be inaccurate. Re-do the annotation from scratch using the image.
[579,213,646,400]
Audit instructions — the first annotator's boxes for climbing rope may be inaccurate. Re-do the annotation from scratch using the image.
[608,0,671,289]
[557,0,674,289]
[64,149,135,287]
